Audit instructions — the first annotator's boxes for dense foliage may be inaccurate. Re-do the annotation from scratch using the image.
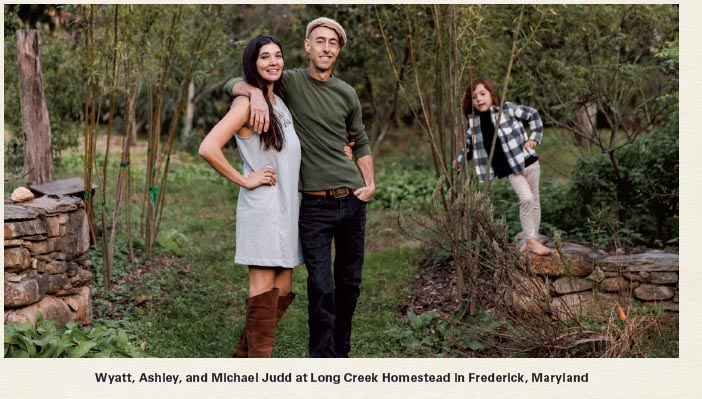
[4,317,143,358]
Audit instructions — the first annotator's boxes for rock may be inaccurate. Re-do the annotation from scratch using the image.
[22,195,82,216]
[4,246,32,273]
[642,301,678,312]
[66,262,80,277]
[586,265,606,283]
[45,260,68,275]
[27,237,60,255]
[46,274,70,294]
[4,239,24,247]
[525,252,593,277]
[5,309,33,325]
[68,269,94,287]
[505,270,550,315]
[43,215,63,237]
[34,253,57,262]
[508,290,548,316]
[649,272,678,285]
[598,251,679,273]
[10,187,35,203]
[4,204,39,221]
[61,286,93,325]
[552,241,599,258]
[60,209,90,257]
[633,284,675,301]
[5,273,24,283]
[660,301,678,312]
[552,277,593,295]
[36,274,49,296]
[623,272,649,282]
[551,292,624,321]
[4,220,46,240]
[674,288,679,303]
[4,296,74,329]
[4,279,42,307]
[53,287,82,297]
[599,277,639,293]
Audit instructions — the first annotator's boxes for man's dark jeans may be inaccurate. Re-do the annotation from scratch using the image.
[299,192,366,358]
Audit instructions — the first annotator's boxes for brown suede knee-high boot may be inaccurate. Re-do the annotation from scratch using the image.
[234,291,295,357]
[276,292,296,320]
[246,288,279,358]
[233,326,249,357]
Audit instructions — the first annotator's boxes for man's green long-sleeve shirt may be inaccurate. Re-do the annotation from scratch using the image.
[224,68,371,191]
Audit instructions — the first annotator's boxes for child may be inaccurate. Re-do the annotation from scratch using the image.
[456,77,552,256]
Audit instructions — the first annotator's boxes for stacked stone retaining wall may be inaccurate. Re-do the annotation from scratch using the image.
[4,195,94,328]
[518,241,679,320]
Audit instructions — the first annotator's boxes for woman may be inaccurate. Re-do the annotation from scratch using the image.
[199,35,301,358]
[455,77,552,256]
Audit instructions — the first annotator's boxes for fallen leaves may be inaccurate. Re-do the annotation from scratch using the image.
[135,294,153,307]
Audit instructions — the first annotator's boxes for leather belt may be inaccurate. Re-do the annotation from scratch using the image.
[303,187,351,199]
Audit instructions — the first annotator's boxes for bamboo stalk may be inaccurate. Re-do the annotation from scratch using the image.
[101,4,121,287]
[144,6,182,257]
[82,5,98,246]
[154,7,219,237]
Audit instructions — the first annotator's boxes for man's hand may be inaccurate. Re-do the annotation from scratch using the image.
[353,185,375,202]
[354,154,375,202]
[249,89,270,134]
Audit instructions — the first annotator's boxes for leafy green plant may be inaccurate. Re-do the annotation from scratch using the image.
[373,166,437,210]
[389,298,504,357]
[4,316,144,358]
[155,229,189,257]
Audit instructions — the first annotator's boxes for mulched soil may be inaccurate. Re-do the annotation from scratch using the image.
[399,260,461,318]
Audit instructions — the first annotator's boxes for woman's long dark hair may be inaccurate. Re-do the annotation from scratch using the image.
[461,77,501,118]
[242,35,285,151]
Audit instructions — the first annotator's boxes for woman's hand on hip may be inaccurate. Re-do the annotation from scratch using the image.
[524,140,538,151]
[244,167,276,189]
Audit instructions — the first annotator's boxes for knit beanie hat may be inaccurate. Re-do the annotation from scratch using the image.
[305,17,347,47]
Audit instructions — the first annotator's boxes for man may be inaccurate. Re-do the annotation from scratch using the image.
[224,17,375,357]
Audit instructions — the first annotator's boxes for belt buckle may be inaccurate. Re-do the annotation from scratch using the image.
[332,187,349,198]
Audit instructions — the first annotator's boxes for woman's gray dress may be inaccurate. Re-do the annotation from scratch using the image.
[233,95,302,267]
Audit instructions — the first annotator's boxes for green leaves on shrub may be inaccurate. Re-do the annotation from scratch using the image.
[373,166,437,210]
[4,316,143,358]
[489,124,678,249]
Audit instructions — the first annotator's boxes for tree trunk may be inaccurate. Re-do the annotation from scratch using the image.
[181,79,196,144]
[17,30,53,185]
[574,101,597,146]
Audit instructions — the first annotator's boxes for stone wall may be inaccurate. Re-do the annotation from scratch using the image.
[517,241,679,320]
[4,195,94,328]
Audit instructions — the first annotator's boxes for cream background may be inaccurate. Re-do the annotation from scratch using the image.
[1,1,697,398]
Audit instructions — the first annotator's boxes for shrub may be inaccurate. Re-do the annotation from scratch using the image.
[566,124,678,248]
[4,316,144,358]
[373,165,437,210]
[489,121,678,249]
